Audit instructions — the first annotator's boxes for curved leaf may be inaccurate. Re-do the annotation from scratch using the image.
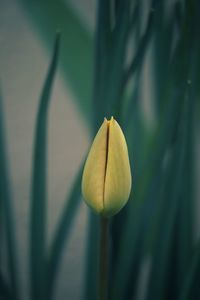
[30,33,60,300]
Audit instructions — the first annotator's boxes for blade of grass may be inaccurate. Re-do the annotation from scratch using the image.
[85,1,133,298]
[121,1,144,170]
[30,33,60,300]
[145,92,190,300]
[19,0,92,122]
[109,23,192,294]
[165,7,199,291]
[0,92,20,300]
[175,84,195,292]
[152,0,165,113]
[93,0,133,130]
[0,272,12,300]
[104,0,131,119]
[121,0,157,91]
[46,162,84,300]
[180,240,200,300]
[145,3,196,298]
[93,1,144,127]
[109,78,182,299]
[84,2,132,296]
[84,2,112,297]
[92,0,112,131]
[153,1,182,115]
[84,213,100,300]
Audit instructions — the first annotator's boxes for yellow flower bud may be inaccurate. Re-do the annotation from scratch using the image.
[82,117,132,217]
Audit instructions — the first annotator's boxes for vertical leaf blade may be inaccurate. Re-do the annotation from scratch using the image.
[0,272,12,300]
[30,33,60,300]
[46,163,83,300]
[180,241,200,300]
[84,213,100,300]
[0,92,20,300]
[19,0,92,121]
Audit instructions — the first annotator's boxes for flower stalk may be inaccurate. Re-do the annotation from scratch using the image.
[99,217,109,300]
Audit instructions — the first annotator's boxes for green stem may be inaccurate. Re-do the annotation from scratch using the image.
[99,217,109,300]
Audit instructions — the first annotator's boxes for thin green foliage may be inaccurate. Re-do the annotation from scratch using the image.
[92,0,112,131]
[85,1,134,298]
[109,89,181,299]
[19,0,92,121]
[180,241,200,300]
[121,0,157,90]
[47,163,84,300]
[0,0,200,299]
[145,89,191,300]
[89,0,200,300]
[30,33,60,300]
[84,213,100,300]
[0,271,12,300]
[0,92,20,300]
[108,2,177,299]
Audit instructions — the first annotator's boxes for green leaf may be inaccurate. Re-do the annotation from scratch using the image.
[30,33,60,300]
[0,92,20,300]
[92,0,133,130]
[92,0,112,131]
[144,3,197,298]
[46,163,84,300]
[180,241,200,300]
[175,91,195,292]
[105,0,131,120]
[19,0,92,122]
[84,213,100,300]
[109,50,186,299]
[145,95,190,300]
[121,0,156,91]
[0,272,12,300]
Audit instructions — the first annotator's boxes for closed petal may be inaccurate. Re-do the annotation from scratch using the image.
[103,118,132,217]
[82,119,108,213]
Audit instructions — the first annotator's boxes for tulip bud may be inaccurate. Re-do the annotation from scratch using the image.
[82,117,132,217]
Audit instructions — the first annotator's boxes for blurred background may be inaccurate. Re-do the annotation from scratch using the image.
[0,0,94,299]
[0,0,200,300]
